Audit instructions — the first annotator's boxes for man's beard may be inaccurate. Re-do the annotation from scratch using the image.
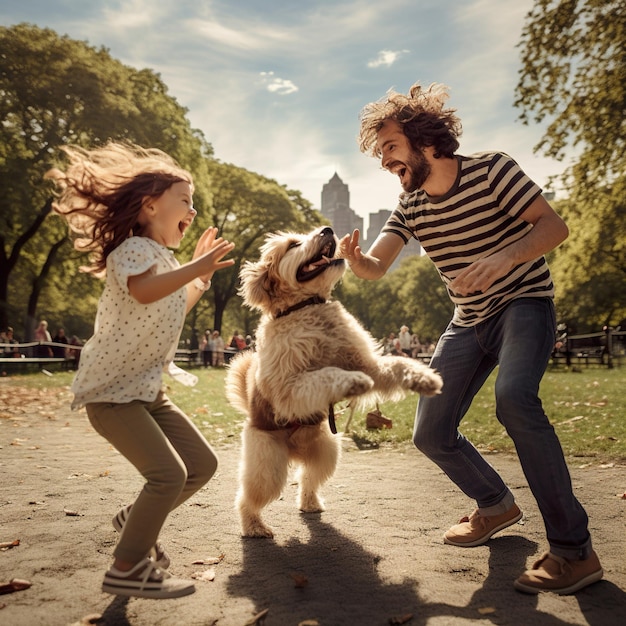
[402,150,431,192]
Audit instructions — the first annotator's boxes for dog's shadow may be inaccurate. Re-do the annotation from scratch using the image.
[227,514,422,625]
[227,518,622,626]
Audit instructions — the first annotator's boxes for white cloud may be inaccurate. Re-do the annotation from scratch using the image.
[260,72,299,95]
[367,49,409,69]
[1,0,564,216]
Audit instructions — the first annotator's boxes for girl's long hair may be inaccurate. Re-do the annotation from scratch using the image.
[47,142,193,276]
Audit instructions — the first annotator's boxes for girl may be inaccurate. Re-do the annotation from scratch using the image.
[48,142,235,599]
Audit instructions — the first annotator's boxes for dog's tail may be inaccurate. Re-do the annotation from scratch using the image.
[225,350,256,415]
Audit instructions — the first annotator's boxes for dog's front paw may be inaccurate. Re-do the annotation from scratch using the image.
[407,368,443,396]
[341,371,374,399]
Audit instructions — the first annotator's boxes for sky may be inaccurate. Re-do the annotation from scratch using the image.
[1,0,565,228]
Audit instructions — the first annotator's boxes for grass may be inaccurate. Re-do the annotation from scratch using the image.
[3,364,625,463]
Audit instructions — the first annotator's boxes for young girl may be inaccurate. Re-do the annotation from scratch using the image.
[48,142,235,599]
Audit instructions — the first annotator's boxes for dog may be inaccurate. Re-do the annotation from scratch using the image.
[226,226,443,537]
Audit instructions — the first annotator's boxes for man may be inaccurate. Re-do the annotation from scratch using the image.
[340,81,602,594]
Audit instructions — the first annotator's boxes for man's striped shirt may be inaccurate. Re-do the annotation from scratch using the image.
[382,152,554,327]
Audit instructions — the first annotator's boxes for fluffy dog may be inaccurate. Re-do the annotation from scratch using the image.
[226,226,442,537]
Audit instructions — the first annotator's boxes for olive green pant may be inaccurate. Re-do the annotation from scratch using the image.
[86,390,218,564]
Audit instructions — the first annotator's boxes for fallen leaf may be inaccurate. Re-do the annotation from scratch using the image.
[478,606,496,615]
[298,621,320,626]
[389,613,413,625]
[191,568,215,582]
[291,573,308,588]
[64,509,81,517]
[0,579,32,595]
[192,554,224,565]
[76,614,102,624]
[0,540,20,550]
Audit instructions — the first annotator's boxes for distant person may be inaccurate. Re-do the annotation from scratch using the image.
[48,141,235,599]
[230,330,246,352]
[397,325,412,357]
[200,329,213,367]
[52,327,69,359]
[340,80,602,594]
[2,327,20,357]
[409,333,422,359]
[211,330,225,367]
[384,332,398,355]
[68,335,83,370]
[34,320,52,358]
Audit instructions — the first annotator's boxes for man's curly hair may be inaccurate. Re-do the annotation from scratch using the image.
[358,82,462,159]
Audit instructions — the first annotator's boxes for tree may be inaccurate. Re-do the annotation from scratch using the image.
[515,0,626,188]
[515,1,626,328]
[0,23,210,335]
[336,255,452,343]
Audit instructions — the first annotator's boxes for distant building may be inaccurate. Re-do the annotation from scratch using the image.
[321,172,363,236]
[320,173,421,271]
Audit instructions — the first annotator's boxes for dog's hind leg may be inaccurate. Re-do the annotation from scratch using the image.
[236,426,289,538]
[292,425,340,513]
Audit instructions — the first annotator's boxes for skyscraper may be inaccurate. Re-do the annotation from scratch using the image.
[321,173,421,270]
[321,173,363,236]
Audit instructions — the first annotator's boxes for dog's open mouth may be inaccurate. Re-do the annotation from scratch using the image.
[296,240,344,282]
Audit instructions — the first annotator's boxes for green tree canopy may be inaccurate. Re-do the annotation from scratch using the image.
[515,1,626,329]
[515,0,626,188]
[337,254,452,343]
[0,23,210,334]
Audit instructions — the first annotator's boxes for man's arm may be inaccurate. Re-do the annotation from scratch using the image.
[449,195,569,296]
[339,229,405,279]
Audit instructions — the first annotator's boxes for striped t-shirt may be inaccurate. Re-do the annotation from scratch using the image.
[382,152,554,327]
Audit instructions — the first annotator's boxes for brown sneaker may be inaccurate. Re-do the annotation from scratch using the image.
[443,503,522,547]
[514,551,603,595]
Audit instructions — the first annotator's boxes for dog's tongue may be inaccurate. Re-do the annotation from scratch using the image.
[304,256,331,273]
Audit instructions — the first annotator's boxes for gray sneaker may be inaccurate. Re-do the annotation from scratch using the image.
[102,557,195,599]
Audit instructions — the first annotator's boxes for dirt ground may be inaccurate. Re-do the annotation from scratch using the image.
[0,382,625,626]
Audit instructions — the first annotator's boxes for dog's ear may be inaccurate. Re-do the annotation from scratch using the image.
[238,259,276,311]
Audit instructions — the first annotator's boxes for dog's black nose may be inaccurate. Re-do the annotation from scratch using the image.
[320,227,334,238]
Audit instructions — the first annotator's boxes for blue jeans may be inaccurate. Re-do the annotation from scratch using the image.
[414,297,592,560]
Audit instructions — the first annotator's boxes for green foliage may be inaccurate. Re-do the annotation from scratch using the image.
[0,23,210,335]
[515,0,626,331]
[551,189,626,330]
[334,256,451,342]
[515,0,626,188]
[8,365,626,462]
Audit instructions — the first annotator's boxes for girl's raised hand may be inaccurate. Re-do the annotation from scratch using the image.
[193,228,235,281]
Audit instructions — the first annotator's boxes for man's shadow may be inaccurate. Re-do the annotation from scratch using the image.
[422,536,621,626]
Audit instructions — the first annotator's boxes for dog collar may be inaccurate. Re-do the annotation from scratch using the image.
[276,295,326,318]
